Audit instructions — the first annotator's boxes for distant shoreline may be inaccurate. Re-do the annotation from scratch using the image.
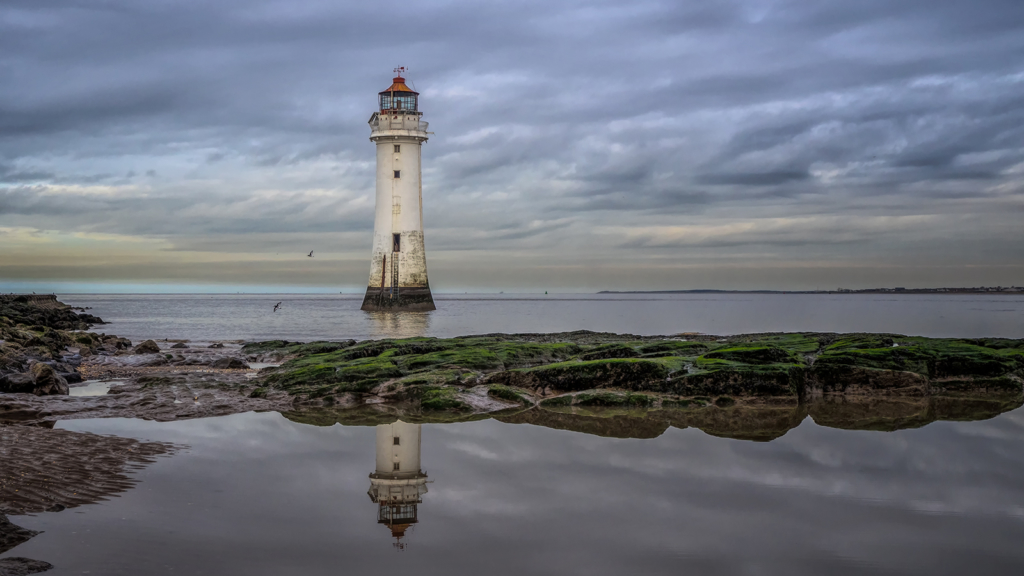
[597,288,1024,295]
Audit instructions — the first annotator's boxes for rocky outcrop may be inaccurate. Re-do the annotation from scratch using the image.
[0,295,102,331]
[257,332,1024,409]
[1,295,110,390]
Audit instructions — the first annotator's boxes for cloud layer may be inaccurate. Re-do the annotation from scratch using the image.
[2,0,1023,290]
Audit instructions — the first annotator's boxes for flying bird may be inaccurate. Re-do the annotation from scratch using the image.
[307,250,314,257]
[273,302,282,312]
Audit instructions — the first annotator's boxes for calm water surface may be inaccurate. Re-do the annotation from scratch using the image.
[60,293,1024,341]
[3,409,1022,575]
[4,293,1022,574]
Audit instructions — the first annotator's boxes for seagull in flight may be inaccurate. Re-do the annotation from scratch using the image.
[307,250,314,257]
[273,302,282,312]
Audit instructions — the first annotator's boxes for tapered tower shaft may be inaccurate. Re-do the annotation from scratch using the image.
[361,71,435,311]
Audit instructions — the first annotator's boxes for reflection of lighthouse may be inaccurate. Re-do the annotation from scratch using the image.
[368,420,428,549]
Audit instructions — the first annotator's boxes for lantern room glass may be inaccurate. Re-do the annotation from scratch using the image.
[380,93,418,112]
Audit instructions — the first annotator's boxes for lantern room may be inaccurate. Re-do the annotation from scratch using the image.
[379,68,419,113]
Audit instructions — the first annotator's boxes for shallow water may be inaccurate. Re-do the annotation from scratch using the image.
[4,409,1024,575]
[68,380,120,397]
[60,293,1024,342]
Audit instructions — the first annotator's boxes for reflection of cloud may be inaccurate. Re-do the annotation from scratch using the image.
[51,405,1024,574]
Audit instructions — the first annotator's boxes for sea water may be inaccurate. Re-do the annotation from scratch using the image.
[4,293,1023,574]
[60,293,1024,342]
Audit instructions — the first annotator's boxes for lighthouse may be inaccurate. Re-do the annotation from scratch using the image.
[360,68,436,311]
[368,420,429,549]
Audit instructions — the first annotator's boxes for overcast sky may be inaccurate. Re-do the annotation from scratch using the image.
[2,0,1023,292]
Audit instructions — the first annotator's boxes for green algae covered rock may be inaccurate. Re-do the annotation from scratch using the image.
[252,332,1024,413]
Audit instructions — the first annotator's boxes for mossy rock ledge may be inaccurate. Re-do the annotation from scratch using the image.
[253,332,1024,420]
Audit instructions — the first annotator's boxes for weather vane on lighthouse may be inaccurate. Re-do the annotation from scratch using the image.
[360,68,436,311]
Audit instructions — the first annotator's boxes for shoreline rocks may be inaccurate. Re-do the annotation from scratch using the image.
[1,295,107,396]
[2,297,1023,443]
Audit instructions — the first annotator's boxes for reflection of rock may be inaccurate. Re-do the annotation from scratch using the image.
[285,393,1023,443]
[808,394,1024,431]
[497,407,670,439]
[658,401,809,442]
[368,421,428,549]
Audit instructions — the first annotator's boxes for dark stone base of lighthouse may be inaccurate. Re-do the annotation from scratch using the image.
[360,287,436,312]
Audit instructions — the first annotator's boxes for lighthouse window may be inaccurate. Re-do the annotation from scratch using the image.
[392,233,401,252]
[393,436,400,446]
[393,462,401,471]
[394,170,401,179]
[394,144,401,153]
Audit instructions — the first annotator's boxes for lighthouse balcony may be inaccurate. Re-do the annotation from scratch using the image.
[369,113,429,135]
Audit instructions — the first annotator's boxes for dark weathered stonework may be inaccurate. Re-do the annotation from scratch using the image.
[360,286,436,311]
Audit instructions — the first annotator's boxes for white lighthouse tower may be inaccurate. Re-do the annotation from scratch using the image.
[361,68,436,311]
[368,420,429,548]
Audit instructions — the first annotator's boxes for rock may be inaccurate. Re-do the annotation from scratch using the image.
[208,342,225,349]
[0,373,35,394]
[0,557,53,575]
[132,340,160,354]
[30,363,68,396]
[60,372,83,384]
[170,342,188,349]
[212,357,249,370]
[130,354,169,367]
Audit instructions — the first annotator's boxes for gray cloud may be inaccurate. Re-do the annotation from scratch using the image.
[1,0,1023,289]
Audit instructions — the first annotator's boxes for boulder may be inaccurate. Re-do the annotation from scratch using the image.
[212,357,249,370]
[208,342,225,349]
[132,340,160,354]
[170,342,188,349]
[0,373,35,394]
[61,372,83,384]
[29,363,68,396]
